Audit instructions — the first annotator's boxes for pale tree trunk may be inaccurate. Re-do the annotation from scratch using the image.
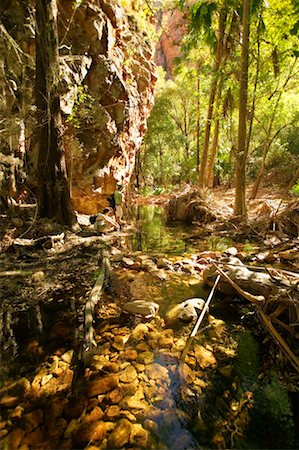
[250,124,290,200]
[245,15,262,155]
[250,59,297,200]
[205,76,224,186]
[196,75,200,174]
[199,11,226,186]
[35,0,75,226]
[234,0,250,218]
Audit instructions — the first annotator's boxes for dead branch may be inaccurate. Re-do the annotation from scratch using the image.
[258,309,299,374]
[83,250,110,354]
[211,261,265,304]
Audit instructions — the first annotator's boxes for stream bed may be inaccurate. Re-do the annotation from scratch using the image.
[0,205,297,449]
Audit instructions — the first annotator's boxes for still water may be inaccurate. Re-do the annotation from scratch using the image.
[1,204,297,449]
[125,204,297,449]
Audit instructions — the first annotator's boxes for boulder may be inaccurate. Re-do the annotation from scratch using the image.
[165,298,205,325]
[123,300,159,318]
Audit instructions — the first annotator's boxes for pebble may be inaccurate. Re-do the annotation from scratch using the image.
[130,423,149,448]
[105,405,121,421]
[146,363,170,382]
[41,374,53,386]
[132,323,148,340]
[106,388,123,405]
[73,421,106,446]
[121,349,138,361]
[137,351,154,365]
[86,375,119,397]
[119,365,137,383]
[107,418,132,448]
[112,335,127,351]
[61,349,74,364]
[194,345,216,368]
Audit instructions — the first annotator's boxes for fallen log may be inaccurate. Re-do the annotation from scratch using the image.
[10,234,64,251]
[83,249,110,354]
[203,260,299,374]
[203,256,289,298]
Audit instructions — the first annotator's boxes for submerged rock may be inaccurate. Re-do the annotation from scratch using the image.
[123,300,159,318]
[107,418,132,448]
[73,421,106,447]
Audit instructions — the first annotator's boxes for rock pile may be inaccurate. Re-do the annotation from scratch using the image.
[0,312,226,449]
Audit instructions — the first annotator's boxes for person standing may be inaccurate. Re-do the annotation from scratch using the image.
[114,184,123,228]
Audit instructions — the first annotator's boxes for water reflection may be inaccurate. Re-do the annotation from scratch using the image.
[129,205,189,255]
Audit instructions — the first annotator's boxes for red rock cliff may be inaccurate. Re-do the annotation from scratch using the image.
[58,0,157,213]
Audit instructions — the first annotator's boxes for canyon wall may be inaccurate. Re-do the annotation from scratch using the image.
[59,0,157,213]
[0,0,157,214]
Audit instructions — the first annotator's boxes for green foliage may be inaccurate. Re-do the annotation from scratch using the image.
[291,179,299,196]
[142,66,200,188]
[66,86,95,129]
[235,330,260,382]
[248,373,295,449]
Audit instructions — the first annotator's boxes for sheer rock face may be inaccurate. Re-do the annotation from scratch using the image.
[59,0,157,213]
[155,8,185,78]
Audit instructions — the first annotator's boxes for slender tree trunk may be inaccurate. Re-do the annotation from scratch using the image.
[205,77,224,186]
[250,123,290,199]
[35,0,75,226]
[184,107,189,159]
[135,149,140,191]
[196,75,200,174]
[199,11,226,186]
[250,139,269,200]
[250,59,297,199]
[245,15,262,155]
[234,0,250,218]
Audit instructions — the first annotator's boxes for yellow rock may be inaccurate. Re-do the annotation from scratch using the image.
[194,345,216,368]
[120,365,138,383]
[107,418,132,448]
[130,423,149,448]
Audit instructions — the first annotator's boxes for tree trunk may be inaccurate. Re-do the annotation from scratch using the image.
[205,77,224,186]
[250,140,270,200]
[35,0,75,226]
[196,75,200,174]
[245,15,262,155]
[199,11,226,187]
[250,59,297,200]
[234,0,250,218]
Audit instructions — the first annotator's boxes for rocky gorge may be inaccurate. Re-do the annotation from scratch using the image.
[0,0,157,214]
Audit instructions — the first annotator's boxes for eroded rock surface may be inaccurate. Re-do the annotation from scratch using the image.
[59,0,157,213]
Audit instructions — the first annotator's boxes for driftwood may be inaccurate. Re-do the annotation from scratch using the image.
[165,185,218,224]
[10,234,65,251]
[203,256,284,298]
[203,258,299,374]
[83,249,110,354]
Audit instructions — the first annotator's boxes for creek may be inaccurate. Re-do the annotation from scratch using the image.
[0,204,297,449]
